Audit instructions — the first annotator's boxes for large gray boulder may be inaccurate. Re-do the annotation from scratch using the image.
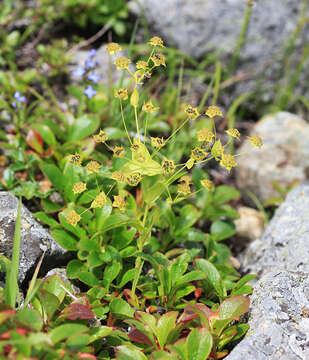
[241,184,309,276]
[225,270,309,360]
[130,0,309,102]
[235,112,309,203]
[0,192,67,284]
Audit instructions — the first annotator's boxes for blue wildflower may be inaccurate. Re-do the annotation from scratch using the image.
[85,59,96,69]
[72,66,86,77]
[83,85,97,99]
[14,92,26,103]
[88,49,96,58]
[87,72,101,84]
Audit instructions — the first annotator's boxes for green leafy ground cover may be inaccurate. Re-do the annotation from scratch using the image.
[0,1,304,359]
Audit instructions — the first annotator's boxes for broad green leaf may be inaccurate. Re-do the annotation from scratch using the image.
[116,345,148,360]
[40,164,63,193]
[67,259,86,279]
[30,124,56,145]
[210,220,236,241]
[50,324,88,343]
[175,271,206,288]
[36,289,60,321]
[89,326,113,343]
[68,115,100,141]
[103,261,121,289]
[15,308,42,331]
[78,271,100,286]
[195,259,226,298]
[110,298,135,319]
[213,185,240,204]
[51,229,78,251]
[34,212,59,228]
[41,199,63,213]
[187,328,213,360]
[42,275,68,303]
[156,311,178,349]
[218,296,250,320]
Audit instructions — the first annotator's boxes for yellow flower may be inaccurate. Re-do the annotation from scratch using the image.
[179,175,192,185]
[142,100,159,113]
[211,139,224,160]
[93,130,108,143]
[130,139,142,152]
[226,128,240,140]
[184,105,200,119]
[68,153,82,165]
[113,195,127,211]
[197,129,215,143]
[114,88,128,100]
[161,158,175,174]
[126,173,142,186]
[136,61,148,70]
[178,183,191,195]
[151,137,165,148]
[220,153,237,171]
[106,42,122,55]
[111,172,125,182]
[73,182,87,194]
[191,147,208,161]
[66,210,81,226]
[185,158,195,169]
[151,53,166,67]
[201,179,214,192]
[205,105,223,118]
[86,160,101,174]
[148,36,165,47]
[113,146,125,158]
[114,57,131,70]
[91,192,106,208]
[247,135,263,149]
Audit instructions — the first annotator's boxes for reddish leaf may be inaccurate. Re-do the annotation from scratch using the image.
[128,329,153,345]
[78,353,96,359]
[0,309,15,325]
[61,297,95,320]
[178,306,199,324]
[26,129,43,154]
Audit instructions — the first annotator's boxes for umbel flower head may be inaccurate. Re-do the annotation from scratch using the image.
[151,137,165,148]
[248,135,263,149]
[66,210,81,226]
[106,42,122,55]
[142,100,159,113]
[226,128,240,140]
[114,57,131,70]
[197,129,214,143]
[205,105,223,118]
[73,182,87,194]
[113,146,125,158]
[111,172,125,182]
[184,105,200,119]
[68,153,82,165]
[126,173,142,186]
[93,130,108,143]
[113,195,127,211]
[220,153,237,172]
[136,61,148,70]
[201,179,214,192]
[148,36,165,47]
[114,88,128,100]
[91,192,106,208]
[161,158,175,174]
[151,53,166,67]
[191,147,208,161]
[86,161,101,174]
[178,182,191,195]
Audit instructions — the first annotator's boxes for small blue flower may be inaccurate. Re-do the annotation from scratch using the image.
[83,85,97,99]
[85,59,96,69]
[88,49,97,58]
[14,91,26,103]
[87,72,101,84]
[72,66,86,77]
[11,101,17,108]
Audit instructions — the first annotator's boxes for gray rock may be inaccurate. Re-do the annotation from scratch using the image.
[130,0,309,103]
[0,192,67,284]
[225,270,309,360]
[235,112,309,203]
[70,45,133,88]
[241,184,309,277]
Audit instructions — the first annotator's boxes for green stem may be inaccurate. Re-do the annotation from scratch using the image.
[120,100,132,145]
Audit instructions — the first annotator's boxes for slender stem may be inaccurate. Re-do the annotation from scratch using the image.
[120,100,132,145]
[144,113,149,144]
[134,106,140,141]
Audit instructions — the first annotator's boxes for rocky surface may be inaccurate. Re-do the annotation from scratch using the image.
[0,192,67,284]
[241,184,309,276]
[234,206,265,241]
[225,270,309,360]
[130,0,309,103]
[235,112,309,203]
